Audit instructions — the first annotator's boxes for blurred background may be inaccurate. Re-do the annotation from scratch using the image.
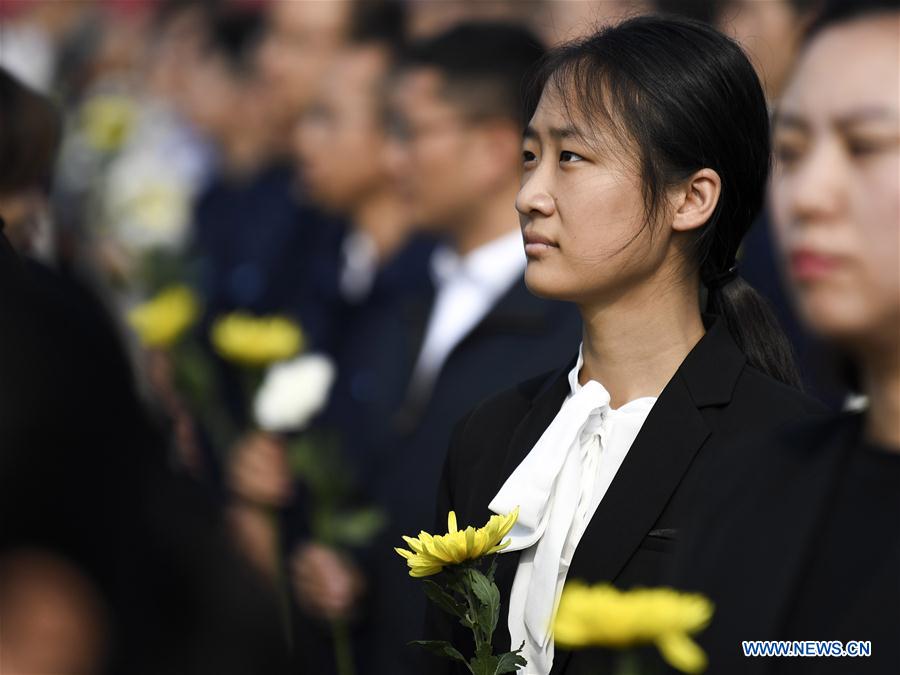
[0,1,877,674]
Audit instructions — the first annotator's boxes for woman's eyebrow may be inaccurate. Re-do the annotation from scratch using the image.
[833,107,900,131]
[522,124,585,141]
[774,106,899,131]
[772,109,810,132]
[551,125,582,140]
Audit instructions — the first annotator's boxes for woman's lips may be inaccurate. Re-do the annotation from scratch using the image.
[523,231,558,257]
[789,249,842,281]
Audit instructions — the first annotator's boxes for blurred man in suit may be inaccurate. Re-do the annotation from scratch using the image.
[291,22,582,675]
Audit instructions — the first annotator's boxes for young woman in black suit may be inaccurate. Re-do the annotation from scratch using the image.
[427,15,826,675]
[674,1,900,673]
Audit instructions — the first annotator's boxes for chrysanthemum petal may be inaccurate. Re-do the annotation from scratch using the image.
[656,633,708,674]
[402,536,424,554]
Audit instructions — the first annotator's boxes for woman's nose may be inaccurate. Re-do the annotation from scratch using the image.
[515,171,555,218]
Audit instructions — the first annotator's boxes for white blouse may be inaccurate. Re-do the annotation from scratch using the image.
[489,345,657,674]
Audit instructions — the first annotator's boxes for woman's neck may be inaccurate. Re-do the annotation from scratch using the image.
[578,272,705,409]
[860,345,900,450]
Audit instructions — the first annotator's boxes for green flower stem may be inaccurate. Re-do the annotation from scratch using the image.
[331,618,356,675]
[316,529,359,675]
[240,367,264,424]
[464,571,482,649]
[615,650,644,675]
[267,508,293,649]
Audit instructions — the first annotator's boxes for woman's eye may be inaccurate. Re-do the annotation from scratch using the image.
[522,150,537,164]
[846,137,896,159]
[559,150,584,163]
[773,142,803,167]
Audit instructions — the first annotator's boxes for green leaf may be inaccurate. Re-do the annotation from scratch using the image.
[470,650,499,675]
[495,649,528,674]
[409,640,472,671]
[467,567,501,638]
[326,508,387,547]
[422,579,467,620]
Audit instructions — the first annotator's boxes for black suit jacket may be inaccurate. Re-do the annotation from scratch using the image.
[672,412,898,674]
[430,317,825,674]
[0,235,291,675]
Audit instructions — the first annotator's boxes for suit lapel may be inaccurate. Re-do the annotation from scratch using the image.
[565,372,710,586]
[389,284,436,434]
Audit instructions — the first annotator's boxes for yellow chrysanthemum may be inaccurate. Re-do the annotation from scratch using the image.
[81,94,136,152]
[395,507,519,578]
[554,582,714,674]
[128,285,199,348]
[211,313,303,367]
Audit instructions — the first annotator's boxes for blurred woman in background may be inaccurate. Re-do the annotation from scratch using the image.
[676,1,900,672]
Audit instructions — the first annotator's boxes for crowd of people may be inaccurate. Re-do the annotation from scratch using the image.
[0,1,896,674]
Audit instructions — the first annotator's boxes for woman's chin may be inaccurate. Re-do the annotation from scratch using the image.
[524,267,575,302]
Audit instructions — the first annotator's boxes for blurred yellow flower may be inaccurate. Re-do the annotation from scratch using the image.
[211,313,303,367]
[554,582,713,674]
[81,94,136,152]
[395,507,519,578]
[128,285,199,348]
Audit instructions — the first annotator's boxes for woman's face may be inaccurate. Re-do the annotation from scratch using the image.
[517,87,674,304]
[771,15,900,352]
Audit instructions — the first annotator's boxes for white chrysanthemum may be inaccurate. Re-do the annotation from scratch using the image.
[253,354,336,432]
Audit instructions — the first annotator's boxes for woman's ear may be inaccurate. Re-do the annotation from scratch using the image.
[671,168,721,232]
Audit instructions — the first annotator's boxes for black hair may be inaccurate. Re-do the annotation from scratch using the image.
[806,0,899,39]
[205,6,264,77]
[348,0,408,50]
[0,68,62,196]
[401,21,546,124]
[526,15,802,388]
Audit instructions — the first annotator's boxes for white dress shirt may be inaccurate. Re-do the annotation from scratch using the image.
[409,229,525,395]
[339,230,379,303]
[489,345,657,674]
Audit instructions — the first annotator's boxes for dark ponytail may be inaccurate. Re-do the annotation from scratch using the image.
[707,277,802,388]
[525,15,802,389]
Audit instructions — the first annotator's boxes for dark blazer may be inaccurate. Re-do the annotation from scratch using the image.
[671,412,899,675]
[430,317,826,675]
[0,235,291,675]
[360,279,581,675]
